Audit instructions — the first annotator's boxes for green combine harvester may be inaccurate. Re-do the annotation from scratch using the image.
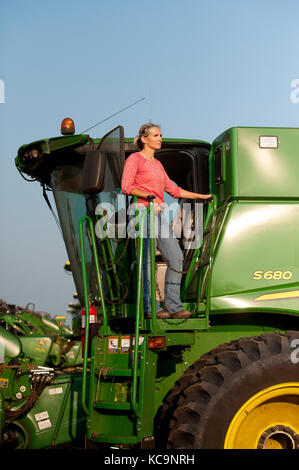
[0,299,82,369]
[0,299,85,448]
[2,120,299,449]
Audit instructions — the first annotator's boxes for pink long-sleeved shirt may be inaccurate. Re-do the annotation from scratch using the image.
[121,152,182,207]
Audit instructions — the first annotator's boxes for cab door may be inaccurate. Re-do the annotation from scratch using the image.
[82,126,131,308]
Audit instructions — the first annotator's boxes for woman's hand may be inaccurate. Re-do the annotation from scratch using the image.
[198,194,213,200]
[153,201,162,214]
[180,189,213,201]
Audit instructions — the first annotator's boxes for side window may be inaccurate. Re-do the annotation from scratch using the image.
[214,145,223,184]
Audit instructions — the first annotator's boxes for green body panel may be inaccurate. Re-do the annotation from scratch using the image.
[210,201,299,313]
[0,327,21,359]
[236,127,299,198]
[211,127,299,201]
[7,372,88,449]
[151,324,283,417]
[18,310,73,338]
[0,394,3,445]
[88,335,147,443]
[0,322,86,448]
[86,323,283,441]
[208,126,299,318]
[16,134,90,169]
[20,336,53,365]
[61,341,83,367]
[0,307,83,369]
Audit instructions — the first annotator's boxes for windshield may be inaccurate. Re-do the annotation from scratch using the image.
[51,158,127,307]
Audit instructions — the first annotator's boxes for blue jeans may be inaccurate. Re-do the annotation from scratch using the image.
[128,206,184,315]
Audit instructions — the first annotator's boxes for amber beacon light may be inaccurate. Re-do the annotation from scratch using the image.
[61,117,75,135]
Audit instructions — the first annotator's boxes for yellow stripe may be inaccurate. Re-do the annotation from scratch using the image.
[255,290,299,301]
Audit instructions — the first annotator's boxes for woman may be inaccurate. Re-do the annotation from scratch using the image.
[121,123,212,319]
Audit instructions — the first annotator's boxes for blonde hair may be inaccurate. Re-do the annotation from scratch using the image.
[134,123,161,150]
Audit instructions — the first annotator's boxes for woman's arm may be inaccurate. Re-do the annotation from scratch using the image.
[179,189,213,200]
[121,154,139,195]
[129,188,152,199]
[129,188,161,213]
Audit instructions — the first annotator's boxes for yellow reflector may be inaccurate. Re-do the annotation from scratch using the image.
[148,336,166,350]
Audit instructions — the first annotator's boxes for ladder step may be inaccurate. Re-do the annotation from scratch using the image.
[90,433,139,444]
[99,368,136,377]
[93,400,131,411]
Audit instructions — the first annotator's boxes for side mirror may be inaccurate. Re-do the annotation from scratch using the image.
[82,149,106,194]
[82,125,124,194]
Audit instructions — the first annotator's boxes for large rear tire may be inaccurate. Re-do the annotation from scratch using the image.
[162,331,299,449]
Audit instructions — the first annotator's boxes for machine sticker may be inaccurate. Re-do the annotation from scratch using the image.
[37,419,52,430]
[35,411,52,430]
[253,270,293,280]
[132,336,144,346]
[35,411,49,422]
[0,378,8,388]
[108,336,119,353]
[49,387,63,395]
[38,339,47,346]
[120,336,131,354]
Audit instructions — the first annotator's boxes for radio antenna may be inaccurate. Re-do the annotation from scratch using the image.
[80,97,146,134]
[149,88,152,123]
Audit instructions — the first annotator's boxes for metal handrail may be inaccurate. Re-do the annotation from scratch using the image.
[149,201,157,329]
[79,215,108,416]
[79,201,156,417]
[132,205,148,416]
[131,198,156,415]
[94,209,120,308]
[204,196,218,327]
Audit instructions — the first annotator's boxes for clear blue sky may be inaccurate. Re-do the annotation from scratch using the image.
[1,0,299,324]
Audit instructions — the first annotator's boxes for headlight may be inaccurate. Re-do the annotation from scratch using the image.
[23,147,41,160]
